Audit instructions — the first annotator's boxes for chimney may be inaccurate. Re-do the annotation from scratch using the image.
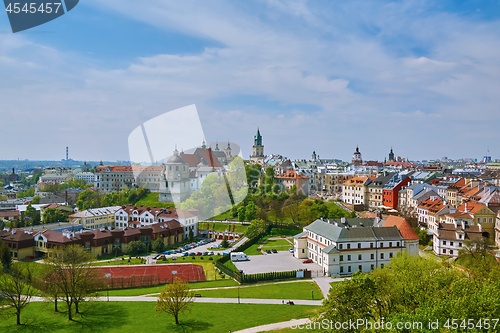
[478,223,482,232]
[464,202,468,213]
[461,220,466,230]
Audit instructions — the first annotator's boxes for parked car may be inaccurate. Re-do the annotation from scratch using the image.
[289,247,294,253]
[202,252,209,256]
[163,250,171,255]
[272,249,277,253]
[208,251,214,256]
[196,252,202,256]
[189,252,196,256]
[152,254,159,259]
[182,252,189,256]
[265,249,272,254]
[302,259,313,263]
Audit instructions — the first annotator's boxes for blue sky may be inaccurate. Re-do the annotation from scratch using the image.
[1,0,499,162]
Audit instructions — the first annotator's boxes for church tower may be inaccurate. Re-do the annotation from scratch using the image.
[250,128,265,164]
[159,147,190,203]
[352,146,362,166]
[388,148,395,162]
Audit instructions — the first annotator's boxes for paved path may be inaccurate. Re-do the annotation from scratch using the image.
[233,318,311,333]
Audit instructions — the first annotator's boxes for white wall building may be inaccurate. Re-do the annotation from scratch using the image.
[74,172,95,184]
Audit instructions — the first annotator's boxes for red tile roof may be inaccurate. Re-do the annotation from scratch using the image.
[457,202,487,214]
[383,216,419,240]
[276,170,309,180]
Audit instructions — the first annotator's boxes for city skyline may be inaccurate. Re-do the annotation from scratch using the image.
[1,1,500,161]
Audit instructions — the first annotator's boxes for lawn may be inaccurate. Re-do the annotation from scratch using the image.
[269,227,302,237]
[208,210,233,220]
[0,302,319,333]
[100,279,239,297]
[134,192,175,208]
[244,237,293,255]
[194,282,323,300]
[199,222,248,233]
[91,258,146,266]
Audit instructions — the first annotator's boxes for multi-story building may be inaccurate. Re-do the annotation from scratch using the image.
[342,176,374,209]
[276,170,309,196]
[457,202,496,238]
[382,174,411,210]
[433,221,482,258]
[0,229,35,260]
[94,165,163,193]
[368,172,395,210]
[74,172,95,184]
[293,216,419,276]
[69,206,121,230]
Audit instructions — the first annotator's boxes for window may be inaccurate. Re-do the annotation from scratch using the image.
[396,242,400,247]
[443,241,446,245]
[389,242,392,247]
[389,252,393,258]
[347,243,350,249]
[358,243,361,249]
[380,242,383,248]
[478,218,481,223]
[340,255,343,261]
[358,265,362,272]
[443,249,447,253]
[348,266,351,272]
[459,243,462,247]
[340,266,343,273]
[371,253,374,260]
[450,242,454,246]
[450,250,453,255]
[370,243,374,248]
[347,255,351,261]
[380,253,384,259]
[358,254,362,260]
[338,244,342,249]
[381,263,384,268]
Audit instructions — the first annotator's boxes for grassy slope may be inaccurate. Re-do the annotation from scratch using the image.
[0,302,318,333]
[198,222,248,233]
[134,192,174,208]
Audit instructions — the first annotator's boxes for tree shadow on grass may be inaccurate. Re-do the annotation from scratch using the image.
[164,319,214,333]
[72,302,128,332]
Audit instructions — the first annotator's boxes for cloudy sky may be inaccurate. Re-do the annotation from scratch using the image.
[1,0,499,162]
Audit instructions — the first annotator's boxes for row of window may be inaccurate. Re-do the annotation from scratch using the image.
[338,241,400,249]
[442,241,462,247]
[340,264,383,273]
[340,252,394,261]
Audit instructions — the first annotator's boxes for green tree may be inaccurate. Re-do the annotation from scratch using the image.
[244,218,267,239]
[31,196,41,204]
[188,229,194,242]
[0,240,12,272]
[43,208,68,224]
[245,201,257,221]
[25,204,41,225]
[155,278,194,325]
[147,240,153,253]
[220,235,229,248]
[125,241,147,256]
[0,264,34,325]
[153,237,165,253]
[237,205,246,222]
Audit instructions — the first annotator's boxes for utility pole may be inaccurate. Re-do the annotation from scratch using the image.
[238,285,240,304]
[311,282,314,300]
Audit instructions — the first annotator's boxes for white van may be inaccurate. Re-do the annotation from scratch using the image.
[230,252,249,262]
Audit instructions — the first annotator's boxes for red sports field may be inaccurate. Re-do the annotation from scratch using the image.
[94,264,206,288]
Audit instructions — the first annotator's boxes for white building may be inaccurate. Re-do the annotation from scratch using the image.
[433,221,482,258]
[293,216,419,277]
[74,172,95,184]
[94,165,163,193]
[342,176,373,209]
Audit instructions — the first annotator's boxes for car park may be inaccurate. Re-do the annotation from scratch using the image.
[202,252,209,256]
[189,252,196,256]
[182,252,189,256]
[163,250,170,255]
[196,252,202,256]
[208,251,214,256]
[302,259,313,263]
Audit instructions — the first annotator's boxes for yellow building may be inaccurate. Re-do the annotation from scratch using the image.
[69,206,121,230]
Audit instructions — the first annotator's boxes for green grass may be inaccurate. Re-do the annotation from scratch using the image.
[244,237,293,255]
[0,301,318,333]
[222,259,239,272]
[269,227,302,237]
[199,222,248,233]
[91,258,145,266]
[99,279,239,296]
[134,192,174,208]
[209,210,233,220]
[195,282,323,300]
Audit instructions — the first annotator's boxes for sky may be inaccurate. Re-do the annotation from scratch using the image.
[1,0,500,162]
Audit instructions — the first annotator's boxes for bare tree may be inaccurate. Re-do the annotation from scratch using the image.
[44,244,100,320]
[458,236,492,259]
[155,278,194,325]
[0,264,34,325]
[398,202,418,228]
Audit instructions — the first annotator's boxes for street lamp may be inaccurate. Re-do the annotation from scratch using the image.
[311,282,314,300]
[238,285,240,304]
